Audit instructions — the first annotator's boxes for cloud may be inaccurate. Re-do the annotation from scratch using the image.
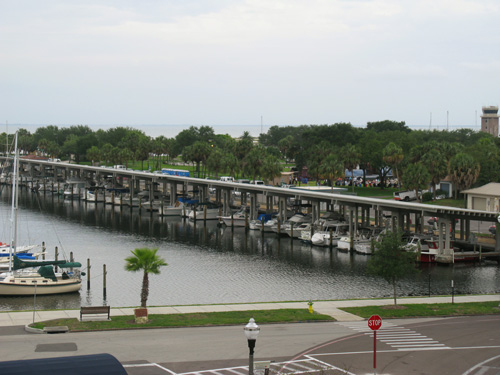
[1,0,500,125]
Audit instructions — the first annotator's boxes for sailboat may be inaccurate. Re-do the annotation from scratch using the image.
[0,133,83,295]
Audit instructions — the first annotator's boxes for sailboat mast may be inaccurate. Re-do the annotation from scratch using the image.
[8,132,18,272]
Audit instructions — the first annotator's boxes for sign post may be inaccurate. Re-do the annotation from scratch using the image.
[368,314,382,374]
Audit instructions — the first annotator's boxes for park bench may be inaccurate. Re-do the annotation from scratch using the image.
[80,306,111,321]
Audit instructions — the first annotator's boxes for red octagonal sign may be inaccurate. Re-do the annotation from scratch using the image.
[368,315,382,331]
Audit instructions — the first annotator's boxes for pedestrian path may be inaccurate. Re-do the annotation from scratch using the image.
[0,294,498,327]
[124,357,352,375]
[337,320,449,351]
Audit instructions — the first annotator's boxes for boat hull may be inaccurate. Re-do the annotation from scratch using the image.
[0,276,81,295]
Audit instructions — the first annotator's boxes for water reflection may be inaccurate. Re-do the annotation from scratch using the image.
[0,189,498,311]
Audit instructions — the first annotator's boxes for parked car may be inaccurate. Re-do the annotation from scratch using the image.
[251,180,265,185]
[393,190,422,201]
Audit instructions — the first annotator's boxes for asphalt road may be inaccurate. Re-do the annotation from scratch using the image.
[2,315,500,375]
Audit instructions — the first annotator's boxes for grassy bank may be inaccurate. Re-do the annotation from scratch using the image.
[340,301,500,318]
[30,309,334,332]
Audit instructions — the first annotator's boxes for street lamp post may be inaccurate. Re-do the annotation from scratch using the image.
[244,318,260,375]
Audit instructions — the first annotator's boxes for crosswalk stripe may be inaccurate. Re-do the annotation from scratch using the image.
[337,320,447,350]
[391,344,445,348]
[226,369,246,375]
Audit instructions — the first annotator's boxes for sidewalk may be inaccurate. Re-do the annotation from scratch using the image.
[0,295,498,327]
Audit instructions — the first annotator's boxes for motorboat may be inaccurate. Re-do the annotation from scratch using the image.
[158,201,186,217]
[249,213,274,230]
[271,213,312,235]
[354,228,385,255]
[63,179,88,199]
[83,187,105,202]
[219,207,249,227]
[188,202,222,221]
[282,222,313,238]
[338,228,374,252]
[309,223,349,246]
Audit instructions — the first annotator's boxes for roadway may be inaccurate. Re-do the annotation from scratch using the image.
[2,315,500,374]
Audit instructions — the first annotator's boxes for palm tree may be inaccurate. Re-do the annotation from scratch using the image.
[38,138,49,156]
[320,153,344,193]
[383,142,404,188]
[278,135,295,163]
[422,149,447,199]
[222,152,239,178]
[86,146,101,166]
[101,143,114,166]
[261,154,283,185]
[341,144,360,192]
[401,163,430,202]
[449,153,480,199]
[242,146,264,181]
[124,247,168,308]
[206,148,223,178]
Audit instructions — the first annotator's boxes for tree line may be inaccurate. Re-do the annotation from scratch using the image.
[4,120,497,196]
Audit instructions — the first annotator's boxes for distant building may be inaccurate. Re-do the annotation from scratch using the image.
[480,106,499,137]
[462,182,500,212]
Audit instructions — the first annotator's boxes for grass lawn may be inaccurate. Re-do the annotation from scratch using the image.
[341,301,500,319]
[30,309,334,332]
[350,186,398,197]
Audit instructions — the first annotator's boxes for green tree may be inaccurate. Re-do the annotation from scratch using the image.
[242,146,264,181]
[46,140,61,159]
[261,154,283,185]
[86,146,101,166]
[366,120,410,133]
[468,137,500,186]
[401,163,430,202]
[341,144,361,192]
[383,142,404,188]
[124,248,168,308]
[136,137,152,170]
[101,143,114,166]
[221,152,239,178]
[184,141,211,177]
[449,153,480,198]
[278,135,295,162]
[38,138,49,156]
[320,153,344,192]
[367,230,418,305]
[120,148,134,168]
[206,148,224,178]
[421,149,448,199]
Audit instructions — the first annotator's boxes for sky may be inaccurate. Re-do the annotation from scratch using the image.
[1,0,500,132]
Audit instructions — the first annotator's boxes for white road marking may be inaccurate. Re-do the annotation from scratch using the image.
[462,354,500,375]
[338,320,449,350]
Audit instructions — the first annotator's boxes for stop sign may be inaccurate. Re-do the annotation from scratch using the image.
[368,315,382,331]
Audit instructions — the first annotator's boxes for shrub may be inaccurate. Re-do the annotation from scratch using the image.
[422,192,433,202]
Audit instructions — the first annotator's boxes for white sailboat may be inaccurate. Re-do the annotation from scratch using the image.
[0,133,83,295]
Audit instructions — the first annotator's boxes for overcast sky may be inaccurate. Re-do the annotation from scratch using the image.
[1,0,499,130]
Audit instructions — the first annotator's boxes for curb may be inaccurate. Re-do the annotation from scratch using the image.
[25,325,44,334]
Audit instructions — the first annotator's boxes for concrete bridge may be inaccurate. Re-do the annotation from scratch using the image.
[5,158,500,263]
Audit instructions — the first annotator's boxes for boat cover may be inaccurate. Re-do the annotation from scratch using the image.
[0,353,127,375]
[13,255,67,270]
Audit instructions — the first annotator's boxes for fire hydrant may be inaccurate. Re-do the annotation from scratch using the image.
[308,300,313,314]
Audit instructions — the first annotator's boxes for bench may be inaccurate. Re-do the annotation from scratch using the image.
[80,306,111,321]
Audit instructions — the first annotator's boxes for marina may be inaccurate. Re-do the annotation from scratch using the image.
[0,185,499,312]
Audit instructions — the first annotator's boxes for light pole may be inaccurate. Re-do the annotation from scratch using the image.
[244,318,260,375]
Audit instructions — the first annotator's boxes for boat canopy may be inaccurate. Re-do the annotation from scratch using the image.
[13,255,67,270]
[59,262,82,268]
[38,265,57,281]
